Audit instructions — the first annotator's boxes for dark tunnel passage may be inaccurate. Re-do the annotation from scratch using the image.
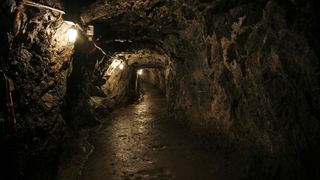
[1,0,320,180]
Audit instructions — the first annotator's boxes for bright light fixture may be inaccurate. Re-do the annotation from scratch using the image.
[111,59,121,68]
[119,64,124,70]
[67,27,78,43]
[137,69,143,75]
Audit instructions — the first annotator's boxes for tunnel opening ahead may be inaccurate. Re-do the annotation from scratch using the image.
[63,44,172,130]
[138,68,167,95]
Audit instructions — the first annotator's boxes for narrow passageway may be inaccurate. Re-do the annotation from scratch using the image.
[1,1,320,179]
[81,83,230,180]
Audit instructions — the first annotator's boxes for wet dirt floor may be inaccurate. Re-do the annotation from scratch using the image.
[81,84,235,180]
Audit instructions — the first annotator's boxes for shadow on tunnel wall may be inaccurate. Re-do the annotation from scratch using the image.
[62,31,141,131]
[62,31,103,129]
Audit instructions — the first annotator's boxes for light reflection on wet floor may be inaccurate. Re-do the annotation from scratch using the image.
[81,84,231,180]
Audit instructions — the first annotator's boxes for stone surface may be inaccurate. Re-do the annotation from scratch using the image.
[80,84,237,180]
[1,0,74,179]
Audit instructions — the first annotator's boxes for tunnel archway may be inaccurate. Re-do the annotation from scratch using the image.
[64,31,174,128]
[94,49,171,106]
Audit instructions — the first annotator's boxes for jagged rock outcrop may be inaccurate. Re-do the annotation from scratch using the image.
[1,0,74,179]
[201,1,320,178]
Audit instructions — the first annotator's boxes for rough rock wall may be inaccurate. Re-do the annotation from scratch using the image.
[164,0,320,179]
[100,63,138,106]
[206,1,320,178]
[1,0,74,179]
[69,52,139,126]
[63,31,105,128]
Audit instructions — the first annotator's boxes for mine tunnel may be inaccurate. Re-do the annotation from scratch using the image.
[1,0,320,179]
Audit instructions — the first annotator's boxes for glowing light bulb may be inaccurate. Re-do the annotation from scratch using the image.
[137,69,143,75]
[111,59,121,68]
[67,28,78,43]
[119,64,124,70]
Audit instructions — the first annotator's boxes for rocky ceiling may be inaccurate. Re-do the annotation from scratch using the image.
[79,0,200,43]
[112,49,169,68]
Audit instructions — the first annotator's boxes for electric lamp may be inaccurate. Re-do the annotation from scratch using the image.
[67,27,78,43]
[119,64,124,70]
[137,69,143,75]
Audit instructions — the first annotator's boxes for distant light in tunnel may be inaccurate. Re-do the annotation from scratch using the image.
[137,69,143,75]
[86,25,94,41]
[67,27,78,43]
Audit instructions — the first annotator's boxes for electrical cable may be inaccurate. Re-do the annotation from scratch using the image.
[22,0,65,14]
[21,1,107,56]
